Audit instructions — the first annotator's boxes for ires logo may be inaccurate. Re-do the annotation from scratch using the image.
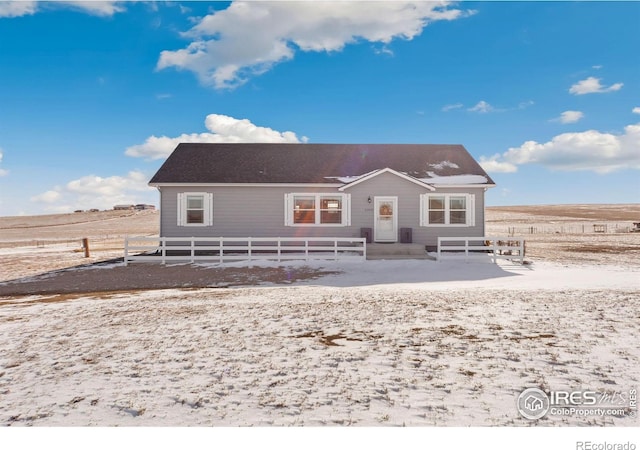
[517,388,636,420]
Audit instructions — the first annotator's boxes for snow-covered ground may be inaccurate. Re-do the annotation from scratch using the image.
[1,206,639,428]
[1,259,638,426]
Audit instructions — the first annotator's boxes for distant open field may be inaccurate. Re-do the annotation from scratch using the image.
[0,210,158,281]
[486,203,640,265]
[0,209,159,246]
[488,204,639,222]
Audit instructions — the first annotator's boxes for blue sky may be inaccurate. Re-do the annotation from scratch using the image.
[0,1,639,216]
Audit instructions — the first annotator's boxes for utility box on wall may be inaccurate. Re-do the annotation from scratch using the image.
[360,227,372,244]
[400,227,412,244]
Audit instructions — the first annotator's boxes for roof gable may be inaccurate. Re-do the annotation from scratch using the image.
[338,167,436,191]
[149,143,495,186]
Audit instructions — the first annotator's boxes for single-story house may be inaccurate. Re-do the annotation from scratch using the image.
[149,143,495,250]
[134,204,156,211]
[114,204,135,211]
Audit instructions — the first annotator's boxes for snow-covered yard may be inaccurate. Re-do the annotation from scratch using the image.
[1,206,638,427]
[1,259,638,426]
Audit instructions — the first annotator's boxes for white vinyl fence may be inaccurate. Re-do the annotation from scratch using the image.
[437,236,525,263]
[124,236,366,265]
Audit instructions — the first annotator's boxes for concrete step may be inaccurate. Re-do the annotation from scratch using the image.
[366,243,435,260]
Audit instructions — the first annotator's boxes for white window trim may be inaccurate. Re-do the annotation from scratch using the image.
[420,193,475,227]
[177,192,213,227]
[284,193,351,227]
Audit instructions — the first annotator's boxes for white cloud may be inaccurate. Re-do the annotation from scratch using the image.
[517,100,535,110]
[126,113,308,160]
[478,155,518,174]
[468,101,494,113]
[592,65,603,70]
[373,45,394,57]
[552,110,584,124]
[66,171,150,196]
[446,100,533,114]
[0,1,124,18]
[632,107,640,115]
[0,1,37,18]
[56,1,125,16]
[569,77,623,95]
[30,171,155,213]
[0,147,7,177]
[30,190,61,203]
[483,123,640,174]
[157,2,474,89]
[442,103,463,112]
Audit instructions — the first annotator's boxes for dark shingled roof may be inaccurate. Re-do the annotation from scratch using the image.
[149,143,495,185]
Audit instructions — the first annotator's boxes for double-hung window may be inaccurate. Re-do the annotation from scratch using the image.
[177,192,213,226]
[285,193,350,226]
[320,197,343,224]
[420,193,475,226]
[293,196,316,224]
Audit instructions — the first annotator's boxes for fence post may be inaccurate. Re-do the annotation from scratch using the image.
[491,239,497,263]
[277,238,281,262]
[219,238,224,264]
[82,238,90,258]
[124,236,128,266]
[161,237,166,264]
[464,238,469,262]
[248,238,252,262]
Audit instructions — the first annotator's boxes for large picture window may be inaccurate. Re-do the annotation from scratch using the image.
[177,192,213,226]
[285,193,350,226]
[420,193,474,227]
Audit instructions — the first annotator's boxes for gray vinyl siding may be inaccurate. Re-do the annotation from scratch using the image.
[160,185,350,239]
[159,175,486,247]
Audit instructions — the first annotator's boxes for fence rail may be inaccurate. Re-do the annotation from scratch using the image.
[497,223,633,235]
[124,236,366,265]
[437,236,525,264]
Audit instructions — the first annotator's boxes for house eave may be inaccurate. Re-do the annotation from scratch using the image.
[149,182,345,188]
[431,183,497,189]
[149,181,496,189]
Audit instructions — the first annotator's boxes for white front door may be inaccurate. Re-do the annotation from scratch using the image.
[374,196,398,242]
